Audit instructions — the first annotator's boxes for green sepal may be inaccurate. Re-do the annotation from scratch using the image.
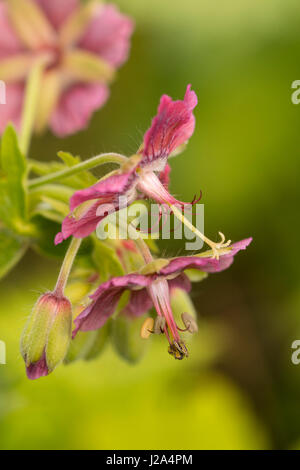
[111,314,148,364]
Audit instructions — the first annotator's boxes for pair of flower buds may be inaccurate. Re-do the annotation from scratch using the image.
[21,82,252,379]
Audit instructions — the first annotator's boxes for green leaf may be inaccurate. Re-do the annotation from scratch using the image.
[92,237,125,281]
[0,228,28,279]
[0,125,28,230]
[57,151,97,187]
[30,216,68,259]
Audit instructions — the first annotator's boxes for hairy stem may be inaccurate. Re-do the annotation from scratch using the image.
[28,153,128,189]
[54,237,82,297]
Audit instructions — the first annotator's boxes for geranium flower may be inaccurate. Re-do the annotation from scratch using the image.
[0,0,134,136]
[56,85,230,257]
[73,238,252,359]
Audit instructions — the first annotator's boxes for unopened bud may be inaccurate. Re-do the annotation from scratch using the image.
[20,292,72,380]
[181,313,198,334]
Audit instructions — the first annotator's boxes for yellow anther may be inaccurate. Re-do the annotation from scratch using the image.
[140,317,154,339]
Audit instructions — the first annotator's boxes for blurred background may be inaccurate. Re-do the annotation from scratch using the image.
[1,0,300,449]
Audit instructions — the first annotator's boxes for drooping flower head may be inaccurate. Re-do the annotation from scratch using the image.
[0,0,134,136]
[73,238,252,358]
[55,85,200,243]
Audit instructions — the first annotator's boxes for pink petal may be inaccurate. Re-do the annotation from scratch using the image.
[26,351,49,380]
[168,273,191,293]
[50,83,109,137]
[73,274,151,335]
[70,170,138,211]
[0,2,25,59]
[0,82,24,133]
[159,238,253,275]
[78,4,134,67]
[33,0,79,30]
[56,199,113,243]
[141,85,198,168]
[125,288,153,317]
[159,163,171,189]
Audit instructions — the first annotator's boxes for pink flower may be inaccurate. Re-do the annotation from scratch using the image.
[0,0,134,137]
[56,85,199,243]
[73,238,252,358]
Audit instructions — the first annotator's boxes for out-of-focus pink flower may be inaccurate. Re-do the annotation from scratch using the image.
[0,0,134,136]
[73,238,252,358]
[56,85,199,243]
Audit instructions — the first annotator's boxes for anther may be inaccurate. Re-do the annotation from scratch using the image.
[140,317,154,339]
[181,313,198,334]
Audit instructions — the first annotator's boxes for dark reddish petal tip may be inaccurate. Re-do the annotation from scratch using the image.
[26,354,49,380]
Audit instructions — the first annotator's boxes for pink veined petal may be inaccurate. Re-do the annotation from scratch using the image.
[0,2,25,59]
[78,3,134,67]
[137,170,184,205]
[50,83,109,137]
[141,85,198,168]
[70,170,138,211]
[56,199,114,243]
[125,288,153,317]
[159,238,253,276]
[159,163,171,189]
[73,274,151,335]
[33,0,79,30]
[0,82,24,133]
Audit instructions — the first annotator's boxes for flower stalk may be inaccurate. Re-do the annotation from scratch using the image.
[28,153,128,189]
[54,237,82,297]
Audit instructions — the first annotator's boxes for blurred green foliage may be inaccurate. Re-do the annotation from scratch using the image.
[1,0,300,449]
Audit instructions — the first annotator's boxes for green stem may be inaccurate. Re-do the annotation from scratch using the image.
[19,59,44,156]
[28,153,127,189]
[54,237,82,297]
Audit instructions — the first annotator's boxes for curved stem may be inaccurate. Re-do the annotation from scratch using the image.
[54,237,82,297]
[28,153,128,189]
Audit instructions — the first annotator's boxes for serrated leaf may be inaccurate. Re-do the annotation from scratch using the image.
[0,228,28,279]
[57,151,81,166]
[0,125,27,229]
[58,151,97,187]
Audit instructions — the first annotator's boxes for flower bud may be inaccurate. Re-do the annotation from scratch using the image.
[20,292,72,380]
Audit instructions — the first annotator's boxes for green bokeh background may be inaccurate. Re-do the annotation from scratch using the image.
[1,0,300,449]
